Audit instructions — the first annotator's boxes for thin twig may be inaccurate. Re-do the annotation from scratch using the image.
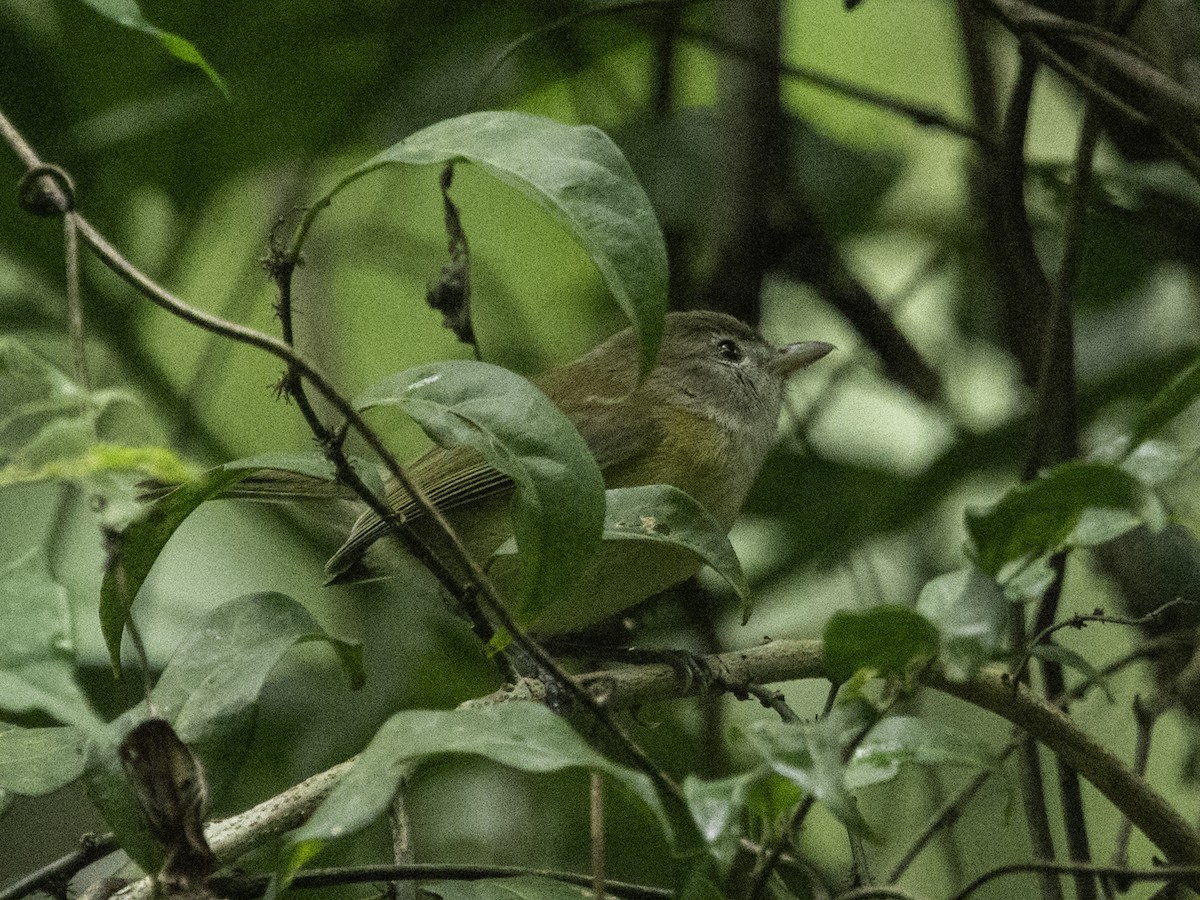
[592,772,607,900]
[886,740,1020,884]
[387,781,416,900]
[747,697,882,899]
[209,862,671,900]
[1111,695,1163,872]
[678,27,988,146]
[950,861,1200,900]
[1013,599,1195,685]
[62,214,90,390]
[469,0,705,112]
[0,833,119,900]
[721,680,801,723]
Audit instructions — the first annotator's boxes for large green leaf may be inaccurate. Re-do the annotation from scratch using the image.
[357,360,605,625]
[76,0,227,97]
[1126,353,1200,452]
[98,452,369,673]
[822,605,939,687]
[966,461,1157,577]
[491,484,749,633]
[916,567,1008,681]
[684,769,800,867]
[156,592,363,781]
[0,550,97,727]
[99,465,253,674]
[0,725,88,795]
[328,111,667,376]
[845,716,992,789]
[600,485,749,606]
[285,703,668,877]
[742,702,874,835]
[86,592,362,873]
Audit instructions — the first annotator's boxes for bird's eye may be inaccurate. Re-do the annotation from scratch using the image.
[717,339,743,362]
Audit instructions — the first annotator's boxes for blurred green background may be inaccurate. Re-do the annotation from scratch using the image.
[2,0,1199,897]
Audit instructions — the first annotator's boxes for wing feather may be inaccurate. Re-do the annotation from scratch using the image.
[326,367,663,582]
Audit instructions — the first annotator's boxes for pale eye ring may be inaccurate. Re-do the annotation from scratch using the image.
[717,339,743,362]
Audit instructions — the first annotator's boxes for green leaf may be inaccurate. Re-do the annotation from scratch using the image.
[1029,643,1115,702]
[0,550,97,727]
[1127,353,1200,452]
[684,770,799,866]
[0,442,193,488]
[422,877,600,900]
[99,465,252,674]
[845,716,992,789]
[966,461,1154,577]
[743,702,874,835]
[284,703,669,877]
[98,452,380,673]
[0,338,80,435]
[1119,439,1193,487]
[86,593,361,872]
[357,360,605,625]
[601,485,749,607]
[916,567,1007,680]
[0,725,88,795]
[823,605,939,687]
[492,484,749,633]
[154,592,363,788]
[76,0,228,97]
[335,111,667,376]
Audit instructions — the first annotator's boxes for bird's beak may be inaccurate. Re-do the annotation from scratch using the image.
[768,340,836,377]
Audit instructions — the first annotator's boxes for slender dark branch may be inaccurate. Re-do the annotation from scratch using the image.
[1013,599,1195,685]
[886,740,1021,884]
[983,0,1200,121]
[950,861,1200,900]
[678,27,988,145]
[469,0,706,112]
[1111,695,1163,874]
[0,833,119,900]
[995,51,1050,385]
[1026,90,1109,895]
[209,862,671,900]
[1006,32,1200,179]
[983,39,1068,899]
[836,888,931,900]
[266,208,509,664]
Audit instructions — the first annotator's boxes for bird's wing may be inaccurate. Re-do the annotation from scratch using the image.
[325,445,511,581]
[325,389,662,583]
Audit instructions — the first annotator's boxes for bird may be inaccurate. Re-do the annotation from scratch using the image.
[324,310,834,634]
